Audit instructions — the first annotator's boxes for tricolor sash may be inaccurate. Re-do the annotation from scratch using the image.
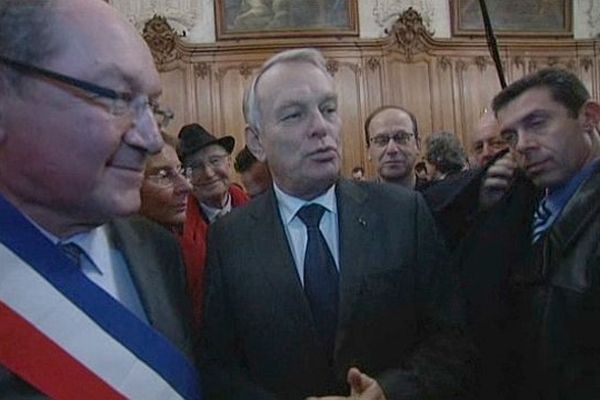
[0,195,202,399]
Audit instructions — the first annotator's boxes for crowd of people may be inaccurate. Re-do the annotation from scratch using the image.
[1,1,599,400]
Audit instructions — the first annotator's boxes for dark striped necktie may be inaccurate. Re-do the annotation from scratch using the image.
[58,242,84,267]
[532,198,552,243]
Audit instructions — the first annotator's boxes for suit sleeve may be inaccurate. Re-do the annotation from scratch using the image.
[377,193,476,399]
[199,224,279,400]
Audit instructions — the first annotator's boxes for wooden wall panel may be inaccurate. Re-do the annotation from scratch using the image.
[453,60,502,144]
[191,63,215,135]
[384,58,435,141]
[159,66,190,137]
[429,58,456,135]
[213,63,253,154]
[145,9,600,177]
[331,59,364,175]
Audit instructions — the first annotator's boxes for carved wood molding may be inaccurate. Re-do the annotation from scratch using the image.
[439,56,451,71]
[387,7,434,61]
[581,57,593,71]
[367,57,381,72]
[327,59,339,76]
[194,62,211,79]
[142,15,179,68]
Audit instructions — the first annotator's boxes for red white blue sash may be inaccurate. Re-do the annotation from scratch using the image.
[0,195,202,399]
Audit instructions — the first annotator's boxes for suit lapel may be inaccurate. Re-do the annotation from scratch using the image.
[249,190,315,327]
[108,219,175,333]
[249,183,377,355]
[335,180,376,349]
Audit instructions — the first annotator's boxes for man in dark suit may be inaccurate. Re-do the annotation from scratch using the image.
[0,1,200,398]
[201,48,471,399]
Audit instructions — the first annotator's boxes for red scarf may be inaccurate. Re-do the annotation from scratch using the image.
[178,185,249,331]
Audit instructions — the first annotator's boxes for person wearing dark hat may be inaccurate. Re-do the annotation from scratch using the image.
[177,123,249,328]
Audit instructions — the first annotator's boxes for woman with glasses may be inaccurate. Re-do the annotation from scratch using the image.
[140,132,192,232]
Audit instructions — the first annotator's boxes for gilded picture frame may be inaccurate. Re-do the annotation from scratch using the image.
[451,0,572,37]
[215,0,359,40]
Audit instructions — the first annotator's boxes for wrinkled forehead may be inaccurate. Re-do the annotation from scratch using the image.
[473,121,500,143]
[256,61,334,109]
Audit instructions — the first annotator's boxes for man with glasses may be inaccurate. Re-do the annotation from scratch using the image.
[462,68,600,399]
[0,1,201,398]
[364,105,421,189]
[140,132,192,232]
[177,123,249,326]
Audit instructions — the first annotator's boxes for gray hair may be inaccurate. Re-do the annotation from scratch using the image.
[425,131,467,174]
[243,48,329,132]
[0,0,59,91]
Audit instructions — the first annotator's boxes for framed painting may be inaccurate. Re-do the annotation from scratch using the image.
[215,0,359,40]
[451,0,572,37]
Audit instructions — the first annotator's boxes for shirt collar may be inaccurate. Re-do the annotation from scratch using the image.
[200,191,232,224]
[29,218,107,275]
[546,157,600,213]
[273,182,337,225]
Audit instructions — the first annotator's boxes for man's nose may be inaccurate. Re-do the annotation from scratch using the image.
[309,110,329,138]
[126,108,164,155]
[174,171,192,193]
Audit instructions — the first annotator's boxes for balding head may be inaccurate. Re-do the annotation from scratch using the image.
[469,111,507,167]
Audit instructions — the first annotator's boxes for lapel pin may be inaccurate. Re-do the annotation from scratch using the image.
[357,217,367,227]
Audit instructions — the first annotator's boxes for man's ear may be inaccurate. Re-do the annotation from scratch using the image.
[581,100,600,132]
[245,125,266,163]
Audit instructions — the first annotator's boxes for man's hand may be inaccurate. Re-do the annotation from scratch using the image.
[305,367,387,400]
[479,152,518,210]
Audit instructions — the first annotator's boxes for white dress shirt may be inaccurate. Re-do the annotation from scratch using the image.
[273,183,339,285]
[34,222,148,323]
[200,192,232,224]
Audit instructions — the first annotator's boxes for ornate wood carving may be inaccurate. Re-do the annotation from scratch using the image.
[547,56,560,67]
[439,56,451,71]
[326,59,339,76]
[194,62,210,79]
[387,7,434,61]
[474,56,488,72]
[239,63,253,79]
[514,56,525,70]
[528,60,538,74]
[367,57,381,72]
[142,15,179,67]
[455,59,468,73]
[581,57,593,71]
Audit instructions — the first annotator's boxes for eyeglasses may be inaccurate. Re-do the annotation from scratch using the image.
[145,165,190,187]
[0,55,174,128]
[187,154,229,178]
[369,132,415,147]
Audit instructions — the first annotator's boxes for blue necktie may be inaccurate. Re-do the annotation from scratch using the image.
[532,198,552,243]
[297,204,339,357]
